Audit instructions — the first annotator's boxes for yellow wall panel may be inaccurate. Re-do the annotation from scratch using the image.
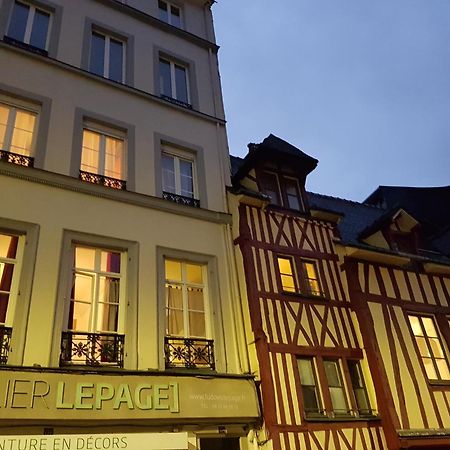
[394,270,411,301]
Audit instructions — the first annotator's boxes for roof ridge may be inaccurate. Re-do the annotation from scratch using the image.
[307,191,384,210]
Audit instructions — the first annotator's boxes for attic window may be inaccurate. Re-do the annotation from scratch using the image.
[258,170,305,212]
[389,231,416,254]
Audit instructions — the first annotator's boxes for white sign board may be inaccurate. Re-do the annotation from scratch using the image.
[0,433,188,450]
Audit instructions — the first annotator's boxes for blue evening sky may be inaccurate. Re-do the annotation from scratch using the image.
[214,0,450,201]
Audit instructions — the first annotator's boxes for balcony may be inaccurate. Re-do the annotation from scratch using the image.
[0,327,12,364]
[0,149,34,167]
[60,332,124,368]
[165,337,215,370]
[163,191,200,208]
[79,170,126,190]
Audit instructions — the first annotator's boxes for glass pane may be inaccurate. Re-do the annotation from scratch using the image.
[100,251,121,273]
[98,276,120,304]
[298,359,315,386]
[188,287,204,311]
[354,388,370,413]
[423,357,437,379]
[422,317,438,338]
[324,360,340,386]
[287,194,301,210]
[165,259,182,281]
[73,273,93,302]
[189,311,206,337]
[304,262,317,280]
[166,308,183,336]
[8,1,29,42]
[0,263,15,293]
[308,279,321,296]
[277,257,293,276]
[186,263,202,284]
[159,59,172,97]
[96,302,118,332]
[175,65,188,103]
[416,336,430,357]
[30,9,50,49]
[10,110,36,155]
[180,159,193,197]
[75,247,96,270]
[285,179,301,210]
[436,359,450,380]
[0,105,10,149]
[0,294,10,324]
[348,361,363,388]
[429,338,445,358]
[81,130,101,174]
[109,38,124,82]
[260,172,280,205]
[166,284,183,309]
[329,386,348,413]
[409,315,422,336]
[158,0,168,22]
[0,234,18,259]
[90,32,105,76]
[162,154,176,192]
[170,5,181,27]
[302,386,321,414]
[281,274,295,292]
[104,136,124,179]
[71,301,91,331]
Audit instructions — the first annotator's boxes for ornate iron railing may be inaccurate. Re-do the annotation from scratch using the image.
[79,170,126,190]
[3,36,48,57]
[163,191,200,208]
[165,337,215,370]
[60,332,125,368]
[160,94,193,110]
[0,327,12,365]
[0,149,34,167]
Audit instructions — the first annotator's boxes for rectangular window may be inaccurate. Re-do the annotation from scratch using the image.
[158,0,182,28]
[80,125,126,188]
[276,256,296,293]
[164,259,214,369]
[348,360,372,416]
[89,31,125,83]
[259,171,304,211]
[408,314,450,381]
[323,360,349,416]
[300,260,322,297]
[159,58,190,106]
[7,1,51,51]
[61,245,126,367]
[0,101,37,158]
[259,171,281,205]
[298,358,323,417]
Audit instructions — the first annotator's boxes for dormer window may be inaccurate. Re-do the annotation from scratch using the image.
[389,230,417,254]
[259,170,304,211]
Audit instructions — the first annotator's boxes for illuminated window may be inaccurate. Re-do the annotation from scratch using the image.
[0,233,22,328]
[324,360,349,416]
[301,260,322,296]
[298,358,323,417]
[159,58,190,106]
[0,102,37,156]
[165,259,210,339]
[81,125,126,182]
[408,314,450,381]
[89,31,125,83]
[7,1,51,51]
[162,148,196,200]
[158,0,182,28]
[258,171,304,211]
[277,256,296,293]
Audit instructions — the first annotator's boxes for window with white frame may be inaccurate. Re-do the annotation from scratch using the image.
[158,0,182,28]
[159,57,190,105]
[7,1,51,51]
[0,101,37,157]
[297,358,324,417]
[162,147,196,200]
[81,124,126,182]
[89,31,125,83]
[323,359,350,416]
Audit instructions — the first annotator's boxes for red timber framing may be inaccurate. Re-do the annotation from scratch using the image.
[235,203,386,450]
[345,256,450,450]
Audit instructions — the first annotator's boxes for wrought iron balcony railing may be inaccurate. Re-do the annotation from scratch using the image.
[160,95,193,110]
[0,327,12,365]
[3,36,48,57]
[163,191,200,208]
[0,149,34,167]
[60,332,125,368]
[165,336,215,370]
[79,170,126,190]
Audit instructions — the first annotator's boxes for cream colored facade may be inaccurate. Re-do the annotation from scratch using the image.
[0,0,259,448]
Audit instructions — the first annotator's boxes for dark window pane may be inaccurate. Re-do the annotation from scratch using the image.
[29,9,50,49]
[90,32,105,77]
[259,172,281,205]
[159,59,172,97]
[7,2,29,42]
[109,38,123,82]
[284,178,302,210]
[171,5,182,28]
[158,0,168,22]
[175,65,188,103]
[302,386,321,414]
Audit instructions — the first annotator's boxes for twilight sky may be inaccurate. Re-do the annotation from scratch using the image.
[213,0,450,201]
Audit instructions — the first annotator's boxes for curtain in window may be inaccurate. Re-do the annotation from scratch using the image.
[0,236,18,325]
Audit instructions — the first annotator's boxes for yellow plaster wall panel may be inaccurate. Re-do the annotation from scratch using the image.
[380,267,396,299]
[394,270,411,301]
[434,391,450,427]
[434,276,448,306]
[368,265,381,296]
[407,272,424,303]
[420,274,435,304]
